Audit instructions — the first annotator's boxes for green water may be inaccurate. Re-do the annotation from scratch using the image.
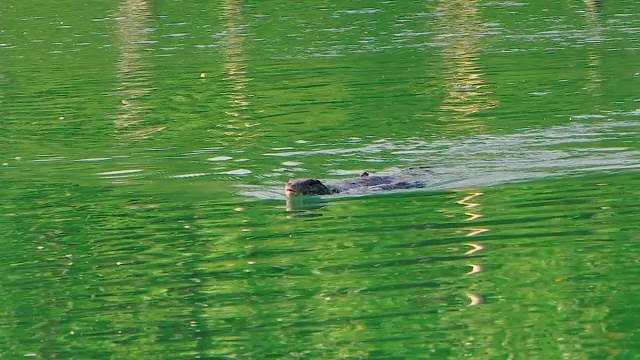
[2,0,640,358]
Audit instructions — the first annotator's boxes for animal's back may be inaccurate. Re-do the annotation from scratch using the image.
[330,175,424,194]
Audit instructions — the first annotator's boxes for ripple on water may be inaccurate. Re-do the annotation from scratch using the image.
[219,169,251,175]
[207,156,233,162]
[96,169,142,178]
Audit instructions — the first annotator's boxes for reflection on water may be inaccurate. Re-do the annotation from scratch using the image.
[285,195,328,215]
[583,0,604,96]
[114,0,161,138]
[457,192,486,305]
[435,0,497,130]
[215,0,260,142]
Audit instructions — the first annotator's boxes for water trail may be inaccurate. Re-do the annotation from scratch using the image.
[245,120,640,199]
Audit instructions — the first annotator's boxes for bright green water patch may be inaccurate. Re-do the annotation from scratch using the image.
[2,0,640,358]
[2,171,639,358]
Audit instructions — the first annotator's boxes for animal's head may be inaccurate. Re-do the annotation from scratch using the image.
[285,178,332,196]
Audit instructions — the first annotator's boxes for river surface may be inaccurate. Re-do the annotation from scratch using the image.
[2,0,640,358]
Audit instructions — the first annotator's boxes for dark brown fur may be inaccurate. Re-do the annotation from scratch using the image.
[284,178,332,196]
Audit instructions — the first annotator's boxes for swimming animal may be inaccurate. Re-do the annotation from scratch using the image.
[284,172,426,197]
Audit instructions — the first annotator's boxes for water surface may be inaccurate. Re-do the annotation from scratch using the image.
[2,0,640,358]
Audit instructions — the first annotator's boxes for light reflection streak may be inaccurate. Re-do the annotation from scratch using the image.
[434,0,498,131]
[583,0,603,96]
[215,0,260,142]
[114,0,164,139]
[457,190,486,305]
